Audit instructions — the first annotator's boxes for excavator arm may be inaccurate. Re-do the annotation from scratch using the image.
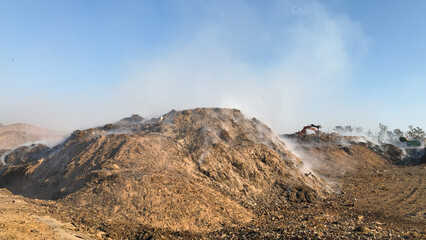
[296,124,322,135]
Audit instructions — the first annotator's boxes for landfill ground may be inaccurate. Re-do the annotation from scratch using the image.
[0,109,424,239]
[0,164,424,239]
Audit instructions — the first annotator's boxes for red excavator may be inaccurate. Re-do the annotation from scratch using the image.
[296,124,322,135]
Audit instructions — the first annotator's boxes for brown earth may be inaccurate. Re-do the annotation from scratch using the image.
[0,123,66,151]
[280,134,391,176]
[0,188,93,240]
[0,109,424,239]
[0,108,326,236]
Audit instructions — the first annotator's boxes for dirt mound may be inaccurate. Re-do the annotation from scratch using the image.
[368,144,423,165]
[0,108,327,234]
[281,133,390,176]
[117,114,145,125]
[282,132,342,143]
[281,133,425,176]
[0,188,94,239]
[0,123,66,151]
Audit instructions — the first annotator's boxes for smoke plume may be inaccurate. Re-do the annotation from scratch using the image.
[1,1,368,133]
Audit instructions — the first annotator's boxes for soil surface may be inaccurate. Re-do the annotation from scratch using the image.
[0,108,424,239]
[0,188,93,240]
[1,108,326,235]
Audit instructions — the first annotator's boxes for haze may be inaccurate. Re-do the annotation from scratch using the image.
[1,0,425,133]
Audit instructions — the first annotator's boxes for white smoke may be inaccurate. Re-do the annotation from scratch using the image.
[117,1,367,134]
[279,136,315,174]
[0,150,12,165]
[0,1,368,133]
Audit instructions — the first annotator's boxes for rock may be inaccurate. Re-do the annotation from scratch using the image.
[97,231,106,238]
[354,226,371,234]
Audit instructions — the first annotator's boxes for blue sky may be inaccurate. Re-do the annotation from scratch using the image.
[0,0,425,133]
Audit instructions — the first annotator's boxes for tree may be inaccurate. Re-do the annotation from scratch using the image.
[406,126,425,139]
[344,126,353,133]
[378,123,388,141]
[386,131,395,140]
[393,128,404,137]
[355,127,363,133]
[334,126,344,132]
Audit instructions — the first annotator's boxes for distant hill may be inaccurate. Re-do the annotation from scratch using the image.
[0,123,66,150]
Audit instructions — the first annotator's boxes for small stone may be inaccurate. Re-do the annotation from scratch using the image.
[354,226,371,234]
[97,231,106,238]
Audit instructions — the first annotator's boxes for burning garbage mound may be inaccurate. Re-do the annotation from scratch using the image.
[0,108,327,234]
[281,130,425,177]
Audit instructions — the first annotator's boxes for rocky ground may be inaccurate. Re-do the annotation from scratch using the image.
[0,108,424,239]
[0,188,93,239]
[1,164,424,239]
[43,164,426,239]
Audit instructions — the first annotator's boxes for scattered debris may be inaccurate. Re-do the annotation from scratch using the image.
[0,108,424,239]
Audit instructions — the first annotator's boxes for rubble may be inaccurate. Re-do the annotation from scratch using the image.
[0,109,424,239]
[0,108,326,235]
